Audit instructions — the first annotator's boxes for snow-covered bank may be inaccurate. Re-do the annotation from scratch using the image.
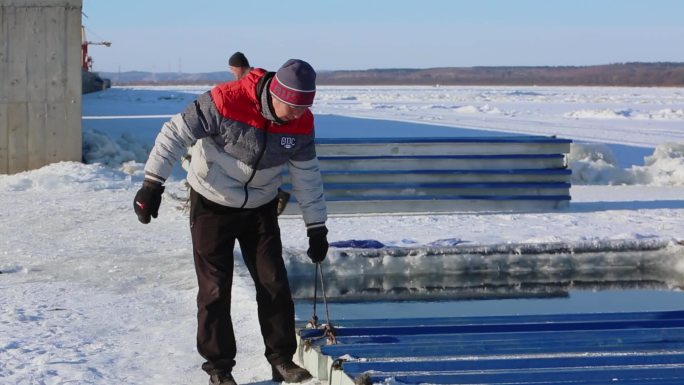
[0,162,265,384]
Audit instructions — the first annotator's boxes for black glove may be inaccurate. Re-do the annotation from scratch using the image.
[307,226,329,263]
[134,180,165,224]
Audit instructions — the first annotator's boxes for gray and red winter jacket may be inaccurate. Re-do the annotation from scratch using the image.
[143,68,327,227]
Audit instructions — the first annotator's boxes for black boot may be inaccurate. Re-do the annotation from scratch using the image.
[271,361,312,383]
[208,369,237,385]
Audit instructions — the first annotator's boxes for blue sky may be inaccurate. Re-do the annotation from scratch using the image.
[83,0,684,73]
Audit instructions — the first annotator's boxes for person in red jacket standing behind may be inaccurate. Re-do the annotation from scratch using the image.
[133,59,328,385]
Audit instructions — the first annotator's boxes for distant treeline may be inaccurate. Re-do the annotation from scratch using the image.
[102,62,684,87]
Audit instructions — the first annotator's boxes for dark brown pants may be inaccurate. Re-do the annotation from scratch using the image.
[189,189,296,373]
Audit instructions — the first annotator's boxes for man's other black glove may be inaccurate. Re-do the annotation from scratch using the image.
[134,180,164,224]
[307,226,329,263]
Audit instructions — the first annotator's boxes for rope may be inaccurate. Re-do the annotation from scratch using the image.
[328,358,345,385]
[307,265,319,328]
[309,262,337,344]
[318,263,332,326]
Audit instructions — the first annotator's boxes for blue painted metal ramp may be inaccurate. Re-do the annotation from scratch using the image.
[297,310,684,384]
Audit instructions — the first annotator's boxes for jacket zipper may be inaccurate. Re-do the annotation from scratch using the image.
[240,121,268,208]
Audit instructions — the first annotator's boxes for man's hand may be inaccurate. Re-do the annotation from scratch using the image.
[134,180,165,224]
[307,226,329,263]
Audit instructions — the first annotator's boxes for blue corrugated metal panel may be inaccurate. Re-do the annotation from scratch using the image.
[316,136,573,144]
[320,168,573,175]
[302,309,684,329]
[318,154,565,160]
[308,182,571,189]
[283,135,572,214]
[364,367,684,385]
[343,353,684,375]
[316,318,684,338]
[287,194,572,202]
[299,310,684,385]
[323,327,684,346]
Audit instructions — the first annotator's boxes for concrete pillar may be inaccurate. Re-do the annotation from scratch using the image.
[0,0,82,174]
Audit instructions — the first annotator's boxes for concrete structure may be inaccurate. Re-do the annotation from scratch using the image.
[0,0,82,174]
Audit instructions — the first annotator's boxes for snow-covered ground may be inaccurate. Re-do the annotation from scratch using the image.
[2,85,684,384]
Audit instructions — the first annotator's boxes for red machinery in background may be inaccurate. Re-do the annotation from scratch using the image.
[81,26,111,72]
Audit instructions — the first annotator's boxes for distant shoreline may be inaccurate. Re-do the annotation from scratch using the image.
[100,62,684,87]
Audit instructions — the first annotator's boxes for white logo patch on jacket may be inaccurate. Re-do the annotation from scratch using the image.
[280,137,296,149]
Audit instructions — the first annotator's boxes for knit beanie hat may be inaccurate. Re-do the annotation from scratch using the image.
[228,52,249,67]
[269,59,316,107]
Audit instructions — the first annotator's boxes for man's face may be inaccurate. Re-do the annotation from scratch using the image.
[230,66,248,80]
[271,96,308,122]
